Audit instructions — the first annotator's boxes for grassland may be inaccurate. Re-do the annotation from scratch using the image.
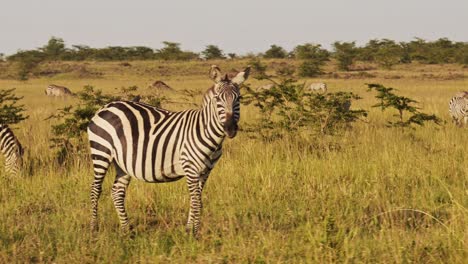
[0,59,466,263]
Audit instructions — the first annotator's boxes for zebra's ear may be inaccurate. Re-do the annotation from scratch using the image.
[232,66,251,85]
[209,65,222,83]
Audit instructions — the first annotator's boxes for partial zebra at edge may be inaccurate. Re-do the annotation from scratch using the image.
[0,124,23,175]
[449,91,468,127]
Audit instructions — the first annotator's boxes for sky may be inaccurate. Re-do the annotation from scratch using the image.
[1,0,467,55]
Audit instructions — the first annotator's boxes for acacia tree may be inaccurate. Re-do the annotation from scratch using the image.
[367,83,441,127]
[201,45,225,60]
[293,43,330,77]
[242,61,367,139]
[40,37,66,59]
[156,41,198,60]
[264,45,287,59]
[0,89,28,125]
[332,41,358,71]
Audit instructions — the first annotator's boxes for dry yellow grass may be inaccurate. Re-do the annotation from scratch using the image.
[0,60,466,263]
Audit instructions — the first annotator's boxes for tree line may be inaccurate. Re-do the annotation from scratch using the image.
[2,37,466,64]
[1,37,467,80]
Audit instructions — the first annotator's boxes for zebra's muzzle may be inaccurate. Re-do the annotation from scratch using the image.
[224,113,238,138]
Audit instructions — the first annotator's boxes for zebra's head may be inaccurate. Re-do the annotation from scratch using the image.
[209,65,250,138]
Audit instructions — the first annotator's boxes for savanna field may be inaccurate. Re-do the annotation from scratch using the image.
[0,59,466,263]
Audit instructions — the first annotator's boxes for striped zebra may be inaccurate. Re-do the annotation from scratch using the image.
[449,91,468,127]
[306,82,327,93]
[46,84,74,97]
[0,124,23,175]
[87,65,250,237]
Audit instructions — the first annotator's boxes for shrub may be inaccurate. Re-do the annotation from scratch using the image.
[298,60,323,77]
[332,41,358,71]
[242,62,367,139]
[201,45,225,60]
[367,83,442,127]
[0,88,28,125]
[264,45,288,59]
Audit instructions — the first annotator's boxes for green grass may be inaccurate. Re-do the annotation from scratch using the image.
[0,60,466,263]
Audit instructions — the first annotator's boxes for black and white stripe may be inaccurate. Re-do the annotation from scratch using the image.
[449,91,468,127]
[0,124,23,175]
[87,65,250,236]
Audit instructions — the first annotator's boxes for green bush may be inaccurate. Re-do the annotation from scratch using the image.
[201,45,225,60]
[242,63,367,139]
[332,41,358,71]
[298,60,323,77]
[367,83,442,127]
[263,45,288,59]
[0,88,28,125]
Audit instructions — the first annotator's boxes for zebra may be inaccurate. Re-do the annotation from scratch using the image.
[87,65,250,237]
[306,82,327,93]
[256,83,274,92]
[0,124,23,175]
[449,91,468,127]
[45,84,74,97]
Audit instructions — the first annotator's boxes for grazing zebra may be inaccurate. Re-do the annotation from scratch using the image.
[306,82,327,93]
[449,91,468,127]
[45,84,74,97]
[256,83,274,91]
[0,125,23,175]
[87,65,250,237]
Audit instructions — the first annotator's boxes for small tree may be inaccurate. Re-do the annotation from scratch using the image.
[201,45,225,60]
[40,37,66,59]
[8,50,46,80]
[332,41,358,71]
[367,83,441,127]
[264,45,287,59]
[293,43,330,61]
[374,39,403,69]
[293,43,329,77]
[242,62,367,139]
[298,60,324,77]
[227,53,237,59]
[156,41,198,60]
[0,89,28,125]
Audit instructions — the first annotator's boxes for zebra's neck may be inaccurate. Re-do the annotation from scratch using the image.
[198,96,225,146]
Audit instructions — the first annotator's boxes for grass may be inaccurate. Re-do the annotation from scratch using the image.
[0,59,466,263]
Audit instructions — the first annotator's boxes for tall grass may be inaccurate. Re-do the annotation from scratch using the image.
[0,60,466,263]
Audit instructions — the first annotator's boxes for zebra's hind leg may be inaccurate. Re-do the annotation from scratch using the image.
[111,174,132,233]
[90,157,112,232]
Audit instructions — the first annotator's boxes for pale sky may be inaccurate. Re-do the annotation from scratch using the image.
[1,0,467,55]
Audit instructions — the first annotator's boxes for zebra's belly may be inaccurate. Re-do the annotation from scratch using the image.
[129,160,186,183]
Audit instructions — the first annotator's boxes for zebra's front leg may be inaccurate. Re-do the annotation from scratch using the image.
[111,175,132,233]
[185,173,203,238]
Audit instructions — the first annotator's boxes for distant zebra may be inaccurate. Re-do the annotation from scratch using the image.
[449,91,468,127]
[46,84,74,97]
[0,125,23,175]
[256,83,274,91]
[87,65,250,237]
[306,82,327,93]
